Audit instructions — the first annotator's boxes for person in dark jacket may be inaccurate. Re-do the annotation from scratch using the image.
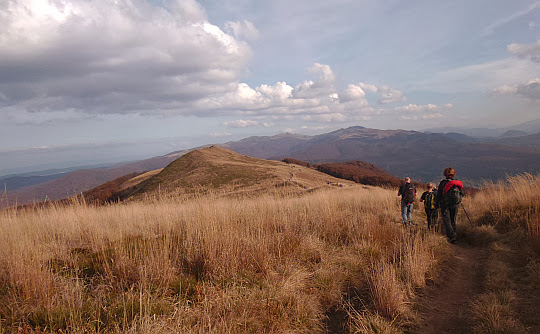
[435,167,464,243]
[420,183,438,231]
[398,177,416,226]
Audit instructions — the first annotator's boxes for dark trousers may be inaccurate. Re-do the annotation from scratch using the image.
[425,209,438,230]
[441,205,459,239]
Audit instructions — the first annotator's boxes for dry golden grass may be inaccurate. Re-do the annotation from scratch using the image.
[118,146,356,202]
[0,185,446,333]
[464,174,540,333]
[469,173,540,248]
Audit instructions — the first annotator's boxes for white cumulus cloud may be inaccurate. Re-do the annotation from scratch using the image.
[507,40,540,63]
[357,83,378,93]
[223,119,259,128]
[339,84,366,103]
[395,103,452,120]
[0,0,252,117]
[492,85,519,95]
[224,20,260,40]
[493,78,540,100]
[292,63,336,99]
[210,132,232,137]
[257,82,293,101]
[377,86,407,104]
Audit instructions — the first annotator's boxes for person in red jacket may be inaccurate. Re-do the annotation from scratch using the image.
[435,167,464,243]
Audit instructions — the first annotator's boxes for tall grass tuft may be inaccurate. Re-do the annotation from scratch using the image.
[470,173,540,252]
[465,174,540,333]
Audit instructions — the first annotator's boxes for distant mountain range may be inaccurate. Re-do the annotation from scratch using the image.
[2,125,539,208]
[219,126,539,182]
[0,153,181,208]
[423,118,540,138]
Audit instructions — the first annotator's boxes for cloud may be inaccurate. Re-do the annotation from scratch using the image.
[492,78,540,100]
[196,64,340,114]
[417,57,540,93]
[257,82,293,101]
[291,63,336,99]
[224,20,259,40]
[488,42,540,101]
[395,103,452,120]
[357,83,378,93]
[196,62,442,128]
[400,114,443,120]
[339,84,366,103]
[0,0,251,117]
[313,113,348,123]
[492,85,519,95]
[0,0,451,129]
[377,86,407,104]
[210,132,232,137]
[223,119,259,128]
[517,78,540,100]
[395,103,452,113]
[507,40,540,63]
[300,125,331,131]
[481,2,540,37]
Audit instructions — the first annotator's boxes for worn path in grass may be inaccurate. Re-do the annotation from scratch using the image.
[410,240,488,334]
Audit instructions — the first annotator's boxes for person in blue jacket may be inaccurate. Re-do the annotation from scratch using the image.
[398,177,416,226]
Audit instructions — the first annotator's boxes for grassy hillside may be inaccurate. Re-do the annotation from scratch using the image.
[1,145,537,333]
[0,184,447,333]
[118,146,353,200]
[2,154,178,208]
[454,174,540,333]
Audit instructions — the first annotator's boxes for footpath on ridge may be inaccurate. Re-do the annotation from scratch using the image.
[410,229,540,334]
[411,241,488,334]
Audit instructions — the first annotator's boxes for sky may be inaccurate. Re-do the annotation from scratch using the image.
[0,0,539,175]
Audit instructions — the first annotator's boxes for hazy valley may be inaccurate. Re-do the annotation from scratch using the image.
[2,125,539,208]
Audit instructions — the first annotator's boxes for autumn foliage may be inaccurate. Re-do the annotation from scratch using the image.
[80,172,142,204]
[282,157,311,168]
[283,158,404,187]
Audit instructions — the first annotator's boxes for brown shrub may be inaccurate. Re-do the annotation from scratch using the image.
[282,157,311,168]
[316,161,403,187]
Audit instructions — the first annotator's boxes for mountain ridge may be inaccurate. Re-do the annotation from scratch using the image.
[113,146,354,201]
[4,125,539,208]
[423,118,540,138]
[217,127,539,182]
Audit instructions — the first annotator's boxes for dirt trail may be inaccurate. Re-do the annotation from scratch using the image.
[410,241,488,334]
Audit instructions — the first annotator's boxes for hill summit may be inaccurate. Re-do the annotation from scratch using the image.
[118,146,353,200]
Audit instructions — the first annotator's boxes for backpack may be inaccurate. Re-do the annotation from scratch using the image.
[445,186,462,205]
[442,180,463,206]
[402,184,416,203]
[424,191,436,210]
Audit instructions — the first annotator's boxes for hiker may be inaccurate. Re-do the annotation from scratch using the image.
[420,183,438,231]
[435,167,464,243]
[398,177,416,226]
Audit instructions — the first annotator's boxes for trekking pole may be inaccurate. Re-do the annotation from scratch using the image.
[461,202,474,227]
